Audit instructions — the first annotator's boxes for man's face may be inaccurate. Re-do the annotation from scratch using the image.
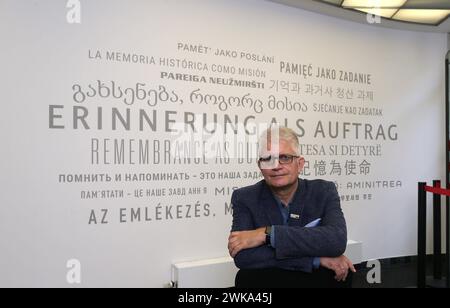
[258,139,305,189]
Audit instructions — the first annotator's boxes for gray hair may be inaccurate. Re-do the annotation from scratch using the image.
[258,126,300,157]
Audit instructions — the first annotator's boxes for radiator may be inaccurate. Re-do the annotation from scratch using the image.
[171,240,363,288]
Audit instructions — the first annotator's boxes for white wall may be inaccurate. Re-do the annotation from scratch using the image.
[0,0,446,287]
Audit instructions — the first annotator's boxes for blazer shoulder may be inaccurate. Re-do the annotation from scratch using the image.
[231,180,265,202]
[302,178,337,193]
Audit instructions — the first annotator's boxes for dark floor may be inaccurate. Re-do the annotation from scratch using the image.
[352,256,449,288]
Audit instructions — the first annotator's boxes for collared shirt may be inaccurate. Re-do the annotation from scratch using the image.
[270,187,321,269]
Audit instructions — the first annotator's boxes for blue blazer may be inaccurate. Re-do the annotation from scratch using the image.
[231,178,347,273]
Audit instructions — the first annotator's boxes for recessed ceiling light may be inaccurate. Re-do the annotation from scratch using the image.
[353,8,399,18]
[393,9,450,25]
[318,0,450,26]
[402,0,450,10]
[342,0,407,9]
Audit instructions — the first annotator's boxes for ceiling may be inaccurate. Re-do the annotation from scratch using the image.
[268,0,450,33]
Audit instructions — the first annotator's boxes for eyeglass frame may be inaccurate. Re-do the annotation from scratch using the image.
[257,154,300,167]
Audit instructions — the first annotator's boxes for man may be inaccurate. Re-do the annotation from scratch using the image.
[228,126,355,287]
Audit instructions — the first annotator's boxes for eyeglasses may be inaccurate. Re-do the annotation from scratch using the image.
[258,154,299,168]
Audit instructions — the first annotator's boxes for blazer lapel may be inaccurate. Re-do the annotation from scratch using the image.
[288,178,306,226]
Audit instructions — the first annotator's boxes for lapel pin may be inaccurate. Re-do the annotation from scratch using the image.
[290,213,300,220]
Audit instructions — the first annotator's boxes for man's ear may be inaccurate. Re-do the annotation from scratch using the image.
[298,157,305,173]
